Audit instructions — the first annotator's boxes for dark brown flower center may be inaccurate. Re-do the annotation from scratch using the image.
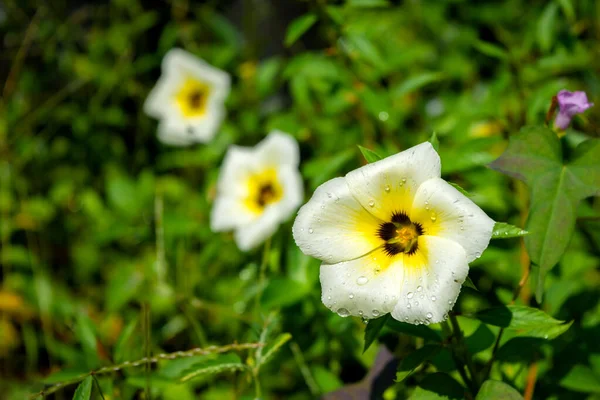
[377,212,423,256]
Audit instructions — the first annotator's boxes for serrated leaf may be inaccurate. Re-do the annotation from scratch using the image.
[386,319,442,342]
[491,222,528,239]
[72,376,93,400]
[179,353,247,382]
[364,314,390,353]
[560,365,600,393]
[429,132,439,152]
[490,126,600,301]
[358,145,382,163]
[260,333,292,366]
[475,305,572,339]
[476,380,523,400]
[285,14,318,47]
[396,344,442,382]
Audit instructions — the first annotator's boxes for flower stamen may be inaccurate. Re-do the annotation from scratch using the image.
[378,212,423,256]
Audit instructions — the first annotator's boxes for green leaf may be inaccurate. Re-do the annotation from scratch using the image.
[285,14,318,47]
[560,365,600,393]
[312,365,343,393]
[386,319,442,342]
[358,145,383,163]
[396,344,442,382]
[392,72,445,97]
[409,372,465,399]
[72,376,93,400]
[260,333,292,366]
[364,314,391,353]
[476,380,523,400]
[347,0,390,7]
[260,278,310,310]
[179,353,247,382]
[75,312,99,368]
[490,126,600,301]
[537,2,559,53]
[491,222,529,239]
[475,305,572,339]
[429,132,439,152]
[463,276,479,291]
[473,40,509,60]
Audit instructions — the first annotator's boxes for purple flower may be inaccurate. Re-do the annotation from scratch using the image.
[554,90,594,130]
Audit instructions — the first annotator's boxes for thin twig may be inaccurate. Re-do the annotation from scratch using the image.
[28,343,263,399]
[290,341,321,397]
[523,362,538,400]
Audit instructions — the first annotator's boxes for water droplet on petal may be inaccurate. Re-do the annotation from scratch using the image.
[308,228,314,234]
[356,276,369,285]
[448,300,453,305]
[416,286,423,292]
[368,200,375,207]
[384,185,390,192]
[426,312,433,319]
[407,292,414,299]
[327,192,332,198]
[431,296,436,301]
[349,293,354,299]
[414,301,419,306]
[337,308,350,317]
[327,296,331,300]
[372,309,380,317]
[358,310,363,316]
[406,303,411,309]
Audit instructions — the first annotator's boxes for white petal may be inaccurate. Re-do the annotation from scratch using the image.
[234,207,281,251]
[345,142,441,221]
[162,48,231,95]
[293,177,384,265]
[256,131,300,167]
[320,249,404,319]
[275,165,304,218]
[143,72,181,120]
[410,178,494,263]
[210,196,256,232]
[391,235,468,324]
[156,120,196,146]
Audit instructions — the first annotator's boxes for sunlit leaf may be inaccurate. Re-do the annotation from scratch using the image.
[476,380,523,399]
[475,305,572,339]
[358,145,383,163]
[560,365,600,393]
[491,222,528,239]
[285,14,318,47]
[72,376,93,400]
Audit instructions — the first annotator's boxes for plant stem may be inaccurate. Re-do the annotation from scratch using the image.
[254,237,272,318]
[449,314,480,391]
[441,320,474,393]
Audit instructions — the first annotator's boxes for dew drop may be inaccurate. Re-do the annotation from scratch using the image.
[358,310,363,316]
[431,213,437,222]
[327,296,331,300]
[435,260,439,264]
[327,192,332,198]
[337,308,349,317]
[372,309,380,317]
[414,301,419,306]
[431,295,437,301]
[308,228,314,234]
[368,200,375,207]
[407,292,414,299]
[356,276,369,285]
[448,300,453,305]
[406,303,411,309]
[416,286,423,292]
[402,178,407,183]
[420,294,424,299]
[404,317,409,321]
[384,184,390,192]
[349,293,355,299]
[426,312,433,319]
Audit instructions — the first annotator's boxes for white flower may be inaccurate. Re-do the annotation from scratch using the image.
[143,48,230,146]
[211,132,304,251]
[292,143,494,324]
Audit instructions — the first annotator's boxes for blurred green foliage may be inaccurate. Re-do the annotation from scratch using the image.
[0,0,599,399]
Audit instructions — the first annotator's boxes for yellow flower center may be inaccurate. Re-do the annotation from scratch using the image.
[244,168,283,215]
[377,212,423,256]
[175,78,211,118]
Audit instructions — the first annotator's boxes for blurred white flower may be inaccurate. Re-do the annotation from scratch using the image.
[143,48,230,146]
[211,132,304,251]
[293,143,494,324]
